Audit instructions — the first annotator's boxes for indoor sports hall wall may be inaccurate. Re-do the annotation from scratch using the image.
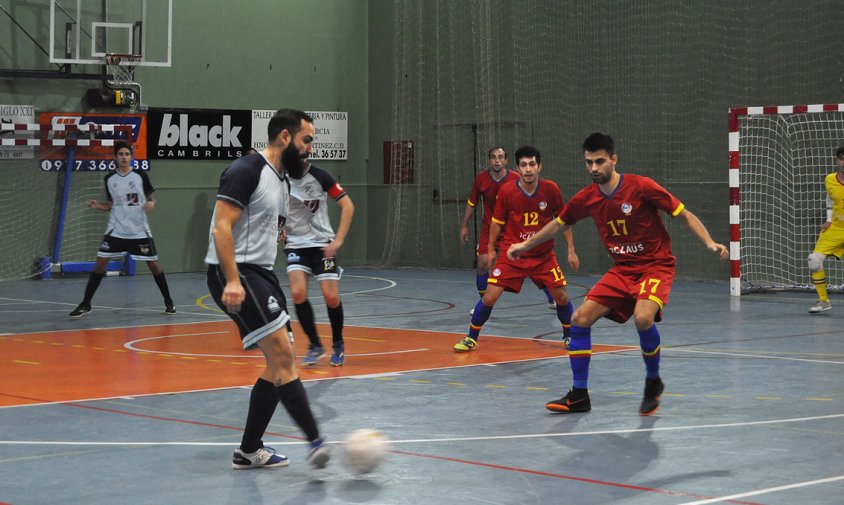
[0,0,369,277]
[3,1,844,281]
[367,0,844,280]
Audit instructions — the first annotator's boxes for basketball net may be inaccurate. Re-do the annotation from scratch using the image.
[105,53,142,86]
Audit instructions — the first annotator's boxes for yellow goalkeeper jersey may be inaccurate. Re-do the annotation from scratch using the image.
[825,172,844,228]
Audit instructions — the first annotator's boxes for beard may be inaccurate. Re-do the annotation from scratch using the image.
[591,172,610,184]
[281,142,308,179]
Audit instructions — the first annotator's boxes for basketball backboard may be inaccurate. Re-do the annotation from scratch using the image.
[49,0,172,67]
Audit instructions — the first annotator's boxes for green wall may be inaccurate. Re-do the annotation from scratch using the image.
[366,0,844,280]
[6,1,844,281]
[0,0,369,275]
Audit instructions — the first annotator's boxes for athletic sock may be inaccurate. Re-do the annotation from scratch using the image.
[295,300,321,349]
[556,301,574,335]
[638,325,661,380]
[812,270,829,302]
[542,286,554,303]
[277,378,320,442]
[153,272,174,305]
[568,326,592,389]
[475,273,488,297]
[467,299,493,339]
[240,378,279,453]
[81,272,105,305]
[326,302,344,348]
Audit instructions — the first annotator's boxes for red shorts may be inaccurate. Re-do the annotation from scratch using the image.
[487,254,567,293]
[586,263,675,323]
[475,229,501,257]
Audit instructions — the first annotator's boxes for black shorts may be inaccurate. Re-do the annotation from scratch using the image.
[284,247,343,281]
[206,263,291,350]
[97,234,158,261]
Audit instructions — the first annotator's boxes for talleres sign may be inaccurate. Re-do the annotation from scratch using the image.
[252,110,347,161]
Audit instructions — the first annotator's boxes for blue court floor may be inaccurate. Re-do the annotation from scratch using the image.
[0,268,842,504]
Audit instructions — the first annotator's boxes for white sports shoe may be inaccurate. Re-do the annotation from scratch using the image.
[232,446,289,469]
[808,300,832,313]
[547,301,557,310]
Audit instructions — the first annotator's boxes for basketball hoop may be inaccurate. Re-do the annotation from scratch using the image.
[104,53,142,86]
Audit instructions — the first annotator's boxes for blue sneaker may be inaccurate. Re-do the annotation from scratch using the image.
[302,346,326,367]
[330,345,345,366]
[232,446,289,469]
[308,438,331,469]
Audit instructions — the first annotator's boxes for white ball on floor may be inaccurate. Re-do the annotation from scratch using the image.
[342,429,388,474]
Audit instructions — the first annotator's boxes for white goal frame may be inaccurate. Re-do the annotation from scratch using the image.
[728,103,844,296]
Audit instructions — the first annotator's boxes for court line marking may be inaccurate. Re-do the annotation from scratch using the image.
[0,318,235,337]
[196,273,399,312]
[2,412,842,446]
[121,332,429,359]
[5,312,839,406]
[0,296,222,316]
[676,474,844,505]
[669,348,844,365]
[0,349,613,410]
[0,273,396,319]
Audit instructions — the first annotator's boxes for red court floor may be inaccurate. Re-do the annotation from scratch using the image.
[0,321,627,406]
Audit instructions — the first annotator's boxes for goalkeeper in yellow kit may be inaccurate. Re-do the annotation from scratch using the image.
[807,146,844,313]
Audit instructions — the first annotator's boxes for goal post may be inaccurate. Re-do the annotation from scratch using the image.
[0,121,139,280]
[729,103,844,296]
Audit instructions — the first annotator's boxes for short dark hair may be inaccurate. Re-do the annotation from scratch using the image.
[514,145,541,164]
[113,141,133,155]
[836,146,844,158]
[488,147,507,159]
[267,109,313,142]
[583,133,615,156]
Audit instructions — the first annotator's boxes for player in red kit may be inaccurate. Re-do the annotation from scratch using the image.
[460,147,556,313]
[454,145,579,352]
[508,133,728,416]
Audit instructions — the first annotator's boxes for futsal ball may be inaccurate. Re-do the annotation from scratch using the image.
[342,429,389,474]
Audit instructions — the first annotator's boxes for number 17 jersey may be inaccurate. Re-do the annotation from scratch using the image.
[558,173,684,270]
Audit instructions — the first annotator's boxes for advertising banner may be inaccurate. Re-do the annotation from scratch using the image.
[38,112,149,171]
[0,104,36,159]
[147,108,252,160]
[251,110,348,161]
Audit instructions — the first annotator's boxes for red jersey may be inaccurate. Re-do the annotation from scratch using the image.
[558,174,684,270]
[467,169,519,228]
[492,178,564,258]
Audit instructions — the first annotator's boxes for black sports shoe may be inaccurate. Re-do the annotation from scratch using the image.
[69,304,91,318]
[165,303,176,315]
[546,387,591,413]
[639,377,665,416]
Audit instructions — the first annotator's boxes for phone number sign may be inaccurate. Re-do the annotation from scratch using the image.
[38,112,150,171]
[251,110,347,160]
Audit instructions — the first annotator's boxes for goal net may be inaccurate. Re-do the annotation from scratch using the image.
[0,121,135,281]
[729,104,844,295]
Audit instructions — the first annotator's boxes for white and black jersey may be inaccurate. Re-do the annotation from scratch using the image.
[205,153,289,269]
[286,165,348,249]
[103,170,154,239]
